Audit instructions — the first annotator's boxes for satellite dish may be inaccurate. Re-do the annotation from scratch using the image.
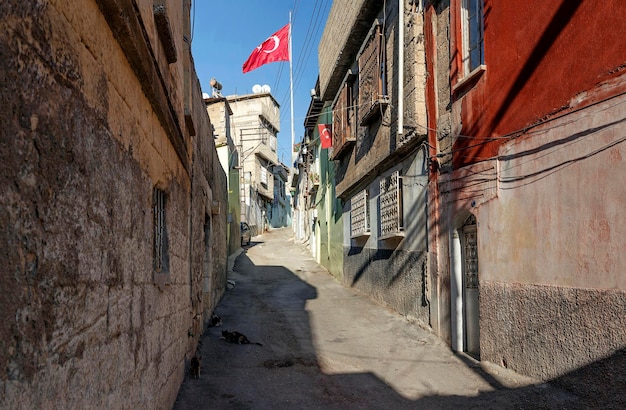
[261,84,271,93]
[252,84,262,93]
[202,92,210,99]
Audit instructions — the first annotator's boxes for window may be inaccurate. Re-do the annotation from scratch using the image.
[331,73,357,159]
[153,187,170,289]
[379,171,404,239]
[358,21,388,125]
[260,166,268,186]
[350,189,370,238]
[461,0,484,75]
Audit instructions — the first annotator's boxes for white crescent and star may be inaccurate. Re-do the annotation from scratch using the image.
[263,36,280,53]
[321,128,331,139]
[256,36,280,54]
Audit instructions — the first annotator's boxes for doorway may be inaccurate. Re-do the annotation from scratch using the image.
[450,213,480,359]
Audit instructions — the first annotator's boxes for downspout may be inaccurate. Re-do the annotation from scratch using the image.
[398,0,404,138]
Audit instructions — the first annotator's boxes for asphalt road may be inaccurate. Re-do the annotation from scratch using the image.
[173,228,593,409]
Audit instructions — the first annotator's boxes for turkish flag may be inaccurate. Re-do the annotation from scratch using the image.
[318,124,332,149]
[242,24,290,73]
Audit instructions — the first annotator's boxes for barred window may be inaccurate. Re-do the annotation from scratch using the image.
[331,74,357,159]
[358,21,388,125]
[350,189,370,238]
[379,171,404,238]
[153,187,170,289]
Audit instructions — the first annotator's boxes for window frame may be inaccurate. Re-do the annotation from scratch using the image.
[379,171,404,240]
[357,20,388,126]
[331,71,357,159]
[461,0,485,76]
[350,189,371,239]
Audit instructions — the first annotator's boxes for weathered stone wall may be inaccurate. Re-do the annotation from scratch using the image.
[0,1,226,408]
[318,0,381,101]
[328,1,428,199]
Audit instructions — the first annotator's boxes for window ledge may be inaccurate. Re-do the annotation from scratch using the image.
[351,230,371,239]
[379,230,405,241]
[359,97,389,126]
[452,65,486,93]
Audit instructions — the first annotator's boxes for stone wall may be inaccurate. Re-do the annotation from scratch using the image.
[0,1,226,408]
[318,0,380,101]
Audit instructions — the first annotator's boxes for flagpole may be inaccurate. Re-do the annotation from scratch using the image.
[289,11,295,166]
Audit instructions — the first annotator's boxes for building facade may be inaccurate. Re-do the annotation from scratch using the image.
[0,1,227,408]
[206,96,242,253]
[227,92,290,235]
[313,0,626,391]
[424,0,626,385]
[270,163,291,228]
[292,78,344,279]
[318,0,430,321]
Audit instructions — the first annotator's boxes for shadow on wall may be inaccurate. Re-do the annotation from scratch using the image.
[346,184,429,318]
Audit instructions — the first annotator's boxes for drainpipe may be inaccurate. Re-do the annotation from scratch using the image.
[398,0,404,138]
[450,229,464,352]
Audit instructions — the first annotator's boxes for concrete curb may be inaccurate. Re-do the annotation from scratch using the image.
[227,247,244,274]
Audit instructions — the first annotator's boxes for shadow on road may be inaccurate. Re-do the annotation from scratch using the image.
[174,235,625,409]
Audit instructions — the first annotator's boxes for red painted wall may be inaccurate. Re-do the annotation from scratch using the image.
[450,0,626,167]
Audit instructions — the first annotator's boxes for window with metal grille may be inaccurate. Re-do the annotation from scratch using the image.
[358,21,388,126]
[463,214,479,289]
[153,187,170,279]
[350,189,370,238]
[379,171,404,238]
[331,73,357,159]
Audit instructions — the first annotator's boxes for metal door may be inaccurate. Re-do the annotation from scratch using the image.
[462,215,480,359]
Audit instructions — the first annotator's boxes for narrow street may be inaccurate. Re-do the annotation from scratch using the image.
[173,228,578,409]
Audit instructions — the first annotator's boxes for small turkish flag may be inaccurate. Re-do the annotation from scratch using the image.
[318,124,332,149]
[242,24,290,73]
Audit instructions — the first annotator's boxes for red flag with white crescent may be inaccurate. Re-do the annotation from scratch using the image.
[318,124,332,149]
[242,24,290,73]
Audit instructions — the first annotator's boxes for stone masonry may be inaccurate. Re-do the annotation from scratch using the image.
[0,1,227,408]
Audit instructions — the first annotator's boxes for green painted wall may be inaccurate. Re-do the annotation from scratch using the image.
[315,107,343,281]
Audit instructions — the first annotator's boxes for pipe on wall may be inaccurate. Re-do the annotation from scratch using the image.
[450,229,464,352]
[398,0,404,137]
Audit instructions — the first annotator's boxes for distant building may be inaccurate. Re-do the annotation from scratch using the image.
[227,92,290,235]
[206,96,242,253]
[271,163,291,228]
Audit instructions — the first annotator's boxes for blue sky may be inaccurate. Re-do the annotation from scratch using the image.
[191,0,332,165]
